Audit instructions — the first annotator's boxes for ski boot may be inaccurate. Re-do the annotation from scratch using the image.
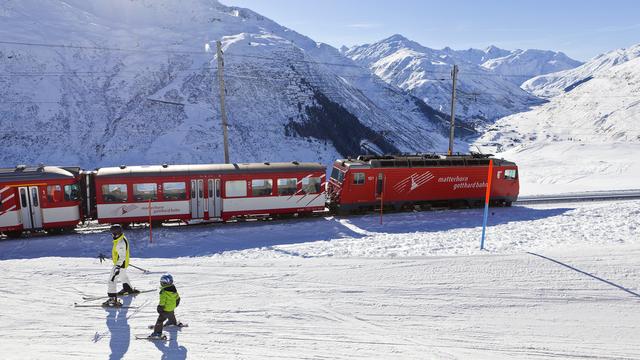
[118,283,140,296]
[102,295,122,307]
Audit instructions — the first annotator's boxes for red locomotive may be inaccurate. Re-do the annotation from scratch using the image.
[327,154,518,214]
[0,154,518,237]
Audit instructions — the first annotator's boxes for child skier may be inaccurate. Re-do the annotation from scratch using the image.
[150,273,183,338]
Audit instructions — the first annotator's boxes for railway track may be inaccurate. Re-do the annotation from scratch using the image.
[515,190,640,205]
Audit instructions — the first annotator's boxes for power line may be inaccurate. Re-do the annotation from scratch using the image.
[0,39,366,69]
[4,39,631,82]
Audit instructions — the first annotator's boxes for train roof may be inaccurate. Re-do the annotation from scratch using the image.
[334,153,517,169]
[0,165,77,182]
[96,162,326,178]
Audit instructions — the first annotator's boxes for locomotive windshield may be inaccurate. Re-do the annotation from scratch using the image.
[330,167,345,183]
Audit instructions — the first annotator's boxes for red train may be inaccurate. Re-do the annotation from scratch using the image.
[328,154,519,214]
[0,165,83,236]
[0,154,518,238]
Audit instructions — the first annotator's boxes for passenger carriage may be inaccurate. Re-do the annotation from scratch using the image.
[0,165,82,237]
[327,154,519,214]
[92,162,326,225]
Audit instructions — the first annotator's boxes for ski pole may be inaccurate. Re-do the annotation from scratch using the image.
[97,253,150,274]
[128,263,150,274]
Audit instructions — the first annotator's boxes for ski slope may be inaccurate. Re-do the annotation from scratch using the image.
[1,200,640,359]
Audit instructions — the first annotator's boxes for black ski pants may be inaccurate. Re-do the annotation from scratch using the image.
[153,310,177,333]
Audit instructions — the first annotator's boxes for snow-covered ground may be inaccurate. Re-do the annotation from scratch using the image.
[2,200,640,359]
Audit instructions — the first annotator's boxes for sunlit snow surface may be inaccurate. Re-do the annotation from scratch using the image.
[1,200,640,359]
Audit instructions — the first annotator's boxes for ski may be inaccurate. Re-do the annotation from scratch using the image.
[147,323,188,329]
[82,288,156,301]
[135,334,169,341]
[73,302,138,308]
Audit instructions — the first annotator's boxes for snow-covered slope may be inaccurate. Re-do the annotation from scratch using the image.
[345,35,580,121]
[522,44,640,98]
[0,0,454,168]
[2,200,640,359]
[475,49,640,195]
[482,49,582,86]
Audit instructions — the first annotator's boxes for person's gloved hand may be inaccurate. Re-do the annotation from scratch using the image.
[157,305,163,314]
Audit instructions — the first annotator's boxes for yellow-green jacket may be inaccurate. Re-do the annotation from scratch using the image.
[112,234,130,268]
[159,285,180,312]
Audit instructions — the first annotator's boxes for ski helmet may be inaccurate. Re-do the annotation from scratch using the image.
[110,224,123,236]
[160,273,173,287]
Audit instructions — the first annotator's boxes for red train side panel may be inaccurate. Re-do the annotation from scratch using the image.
[93,162,326,224]
[0,166,82,236]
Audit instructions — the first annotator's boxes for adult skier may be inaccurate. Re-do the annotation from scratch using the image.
[103,224,139,307]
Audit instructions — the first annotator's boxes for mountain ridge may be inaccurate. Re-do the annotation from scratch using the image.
[0,0,456,168]
[344,35,564,121]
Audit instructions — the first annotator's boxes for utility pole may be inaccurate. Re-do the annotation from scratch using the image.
[216,40,230,164]
[448,64,458,156]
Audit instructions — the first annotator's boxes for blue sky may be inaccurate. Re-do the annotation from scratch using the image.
[222,0,639,61]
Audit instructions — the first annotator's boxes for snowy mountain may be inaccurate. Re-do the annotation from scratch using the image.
[522,44,640,98]
[482,49,582,86]
[344,35,581,121]
[475,45,640,195]
[0,0,456,168]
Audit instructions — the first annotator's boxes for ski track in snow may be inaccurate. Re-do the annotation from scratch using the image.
[1,200,640,359]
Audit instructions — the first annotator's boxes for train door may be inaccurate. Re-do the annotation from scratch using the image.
[190,180,204,219]
[18,186,43,229]
[207,179,222,219]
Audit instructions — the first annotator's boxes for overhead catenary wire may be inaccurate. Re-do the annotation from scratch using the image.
[1,38,633,81]
[0,66,636,102]
[2,38,639,144]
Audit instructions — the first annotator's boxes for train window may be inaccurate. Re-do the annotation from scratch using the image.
[302,177,321,194]
[163,182,187,200]
[64,184,80,201]
[20,188,28,207]
[31,188,39,207]
[353,173,365,185]
[504,169,517,180]
[47,185,63,203]
[101,184,128,203]
[0,193,3,211]
[133,183,157,201]
[252,179,273,196]
[226,180,247,197]
[277,178,297,196]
